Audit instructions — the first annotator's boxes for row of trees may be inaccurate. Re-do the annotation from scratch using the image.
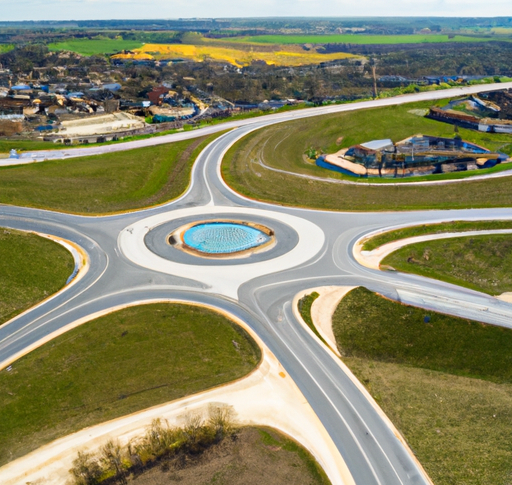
[71,404,236,485]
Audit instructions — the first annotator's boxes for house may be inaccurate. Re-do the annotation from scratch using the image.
[148,86,170,106]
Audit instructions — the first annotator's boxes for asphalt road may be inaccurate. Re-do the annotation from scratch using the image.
[3,81,512,165]
[2,84,512,485]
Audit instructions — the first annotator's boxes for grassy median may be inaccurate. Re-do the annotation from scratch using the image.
[0,228,74,326]
[222,102,512,211]
[0,303,261,465]
[382,234,512,294]
[362,220,512,251]
[0,139,57,153]
[332,287,512,485]
[0,133,220,213]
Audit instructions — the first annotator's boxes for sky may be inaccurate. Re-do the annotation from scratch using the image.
[2,0,512,21]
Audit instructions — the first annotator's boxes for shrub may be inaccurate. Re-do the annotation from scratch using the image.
[69,405,236,484]
[70,451,102,485]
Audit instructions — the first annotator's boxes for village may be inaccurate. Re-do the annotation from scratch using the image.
[2,37,510,148]
[0,47,310,146]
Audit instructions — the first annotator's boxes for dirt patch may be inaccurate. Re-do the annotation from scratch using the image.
[129,427,328,485]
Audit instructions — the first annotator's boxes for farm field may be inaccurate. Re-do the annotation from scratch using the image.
[331,287,512,485]
[48,38,144,56]
[228,34,508,45]
[0,303,260,466]
[222,101,512,211]
[0,44,14,54]
[113,43,359,67]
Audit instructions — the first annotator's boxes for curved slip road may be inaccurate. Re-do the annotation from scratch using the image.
[2,85,512,485]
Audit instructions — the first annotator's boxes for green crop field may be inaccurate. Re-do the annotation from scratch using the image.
[331,287,512,485]
[382,233,512,295]
[48,38,143,56]
[222,101,512,211]
[0,44,14,54]
[229,34,506,45]
[0,133,220,214]
[0,228,74,326]
[0,303,261,465]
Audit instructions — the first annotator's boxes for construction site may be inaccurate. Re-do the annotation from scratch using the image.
[428,89,512,134]
[319,134,509,178]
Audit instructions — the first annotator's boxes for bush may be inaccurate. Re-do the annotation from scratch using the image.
[69,405,236,484]
[70,451,102,485]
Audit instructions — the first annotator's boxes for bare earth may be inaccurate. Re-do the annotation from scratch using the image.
[129,427,328,485]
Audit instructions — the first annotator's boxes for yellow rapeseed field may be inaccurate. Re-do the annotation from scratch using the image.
[112,43,359,67]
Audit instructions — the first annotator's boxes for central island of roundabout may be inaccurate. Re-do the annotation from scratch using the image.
[119,206,325,299]
[178,220,275,257]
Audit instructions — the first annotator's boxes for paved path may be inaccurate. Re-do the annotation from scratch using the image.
[2,85,512,485]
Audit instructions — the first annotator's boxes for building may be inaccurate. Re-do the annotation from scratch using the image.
[147,86,169,106]
[319,134,507,179]
[427,90,512,134]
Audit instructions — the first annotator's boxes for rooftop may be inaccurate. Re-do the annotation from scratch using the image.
[360,139,393,151]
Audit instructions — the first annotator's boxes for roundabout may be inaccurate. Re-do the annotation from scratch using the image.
[120,205,325,298]
[2,84,512,485]
[146,214,291,264]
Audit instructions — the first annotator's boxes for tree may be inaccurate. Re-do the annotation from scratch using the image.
[100,440,127,484]
[70,451,102,485]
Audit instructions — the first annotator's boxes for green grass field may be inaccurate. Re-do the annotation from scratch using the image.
[382,234,512,295]
[222,101,512,211]
[345,357,512,485]
[0,134,219,213]
[363,220,512,251]
[48,39,143,56]
[229,34,506,45]
[0,139,60,154]
[0,44,14,54]
[0,228,74,326]
[0,303,261,465]
[298,292,326,345]
[332,287,512,484]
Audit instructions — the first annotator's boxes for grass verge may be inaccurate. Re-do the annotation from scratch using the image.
[382,234,512,294]
[0,139,57,153]
[332,287,512,485]
[222,101,512,211]
[0,303,261,466]
[344,357,512,485]
[363,219,512,251]
[0,133,220,213]
[298,292,326,345]
[0,228,74,326]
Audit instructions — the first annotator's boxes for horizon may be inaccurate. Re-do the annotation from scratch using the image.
[3,1,512,22]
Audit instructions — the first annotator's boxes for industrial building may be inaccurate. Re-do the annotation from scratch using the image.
[318,134,509,178]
